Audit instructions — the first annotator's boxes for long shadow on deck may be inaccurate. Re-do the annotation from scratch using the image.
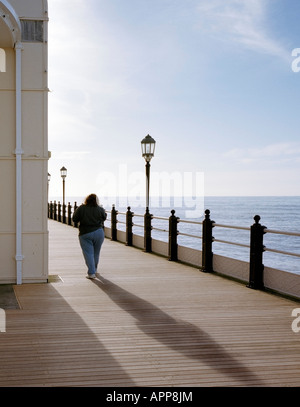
[2,283,136,387]
[93,276,265,386]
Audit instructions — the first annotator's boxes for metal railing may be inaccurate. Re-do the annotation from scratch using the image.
[48,201,300,291]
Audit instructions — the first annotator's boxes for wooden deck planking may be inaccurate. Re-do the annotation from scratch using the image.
[0,219,299,386]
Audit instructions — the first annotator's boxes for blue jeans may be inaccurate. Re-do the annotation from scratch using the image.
[79,228,105,275]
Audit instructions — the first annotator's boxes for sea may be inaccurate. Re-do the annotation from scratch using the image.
[50,196,300,275]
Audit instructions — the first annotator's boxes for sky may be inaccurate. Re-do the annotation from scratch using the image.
[47,0,300,202]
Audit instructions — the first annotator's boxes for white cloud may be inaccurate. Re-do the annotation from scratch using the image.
[205,168,300,196]
[224,142,300,165]
[197,0,289,61]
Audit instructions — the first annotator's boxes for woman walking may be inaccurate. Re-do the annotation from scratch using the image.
[72,194,107,279]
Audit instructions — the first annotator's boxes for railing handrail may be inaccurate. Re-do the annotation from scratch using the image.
[152,227,168,233]
[131,213,144,218]
[152,215,169,221]
[265,228,300,237]
[132,223,143,228]
[178,219,202,225]
[104,209,300,238]
[213,238,250,249]
[105,212,300,239]
[213,222,250,231]
[178,231,202,240]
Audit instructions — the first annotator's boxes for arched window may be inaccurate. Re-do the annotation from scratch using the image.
[0,48,5,72]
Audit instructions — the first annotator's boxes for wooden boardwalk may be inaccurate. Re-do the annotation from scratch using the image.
[0,220,300,387]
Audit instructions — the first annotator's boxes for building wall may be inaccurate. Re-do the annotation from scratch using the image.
[0,0,49,283]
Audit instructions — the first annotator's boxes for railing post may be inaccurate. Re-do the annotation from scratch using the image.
[144,207,152,253]
[67,202,72,226]
[53,201,57,221]
[126,206,133,246]
[57,201,62,223]
[111,204,118,241]
[202,209,214,272]
[48,201,53,219]
[73,202,78,228]
[248,215,266,290]
[50,201,54,219]
[62,203,66,224]
[168,209,179,261]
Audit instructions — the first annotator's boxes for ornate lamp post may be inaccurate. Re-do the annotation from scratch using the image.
[141,134,156,210]
[141,135,156,252]
[60,166,67,223]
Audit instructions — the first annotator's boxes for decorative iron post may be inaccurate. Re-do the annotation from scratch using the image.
[53,201,57,221]
[126,206,133,246]
[73,202,78,228]
[168,209,179,261]
[111,205,118,241]
[202,209,214,272]
[67,202,72,226]
[144,207,152,253]
[62,203,66,224]
[248,215,266,290]
[49,201,53,219]
[57,202,62,223]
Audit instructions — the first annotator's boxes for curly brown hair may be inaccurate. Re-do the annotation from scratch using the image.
[84,194,99,207]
